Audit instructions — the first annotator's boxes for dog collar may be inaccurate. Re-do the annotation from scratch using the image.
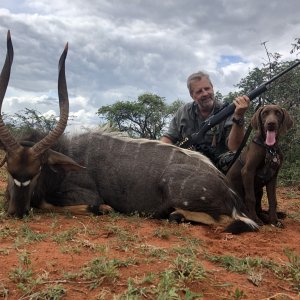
[252,136,281,164]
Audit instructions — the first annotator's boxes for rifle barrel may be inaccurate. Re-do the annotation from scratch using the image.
[206,60,300,126]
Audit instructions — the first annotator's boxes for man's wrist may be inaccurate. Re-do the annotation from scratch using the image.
[232,115,245,127]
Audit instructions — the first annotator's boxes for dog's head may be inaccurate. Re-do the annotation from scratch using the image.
[251,104,294,146]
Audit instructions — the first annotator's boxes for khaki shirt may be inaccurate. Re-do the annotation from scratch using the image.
[163,101,233,156]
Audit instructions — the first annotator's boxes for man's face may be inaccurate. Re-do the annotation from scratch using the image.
[190,77,215,111]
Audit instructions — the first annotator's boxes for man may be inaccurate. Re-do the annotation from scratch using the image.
[160,71,250,171]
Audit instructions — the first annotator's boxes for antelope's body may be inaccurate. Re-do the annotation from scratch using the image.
[60,131,258,233]
[68,132,231,217]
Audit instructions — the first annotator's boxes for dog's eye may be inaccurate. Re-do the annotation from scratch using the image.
[275,110,282,117]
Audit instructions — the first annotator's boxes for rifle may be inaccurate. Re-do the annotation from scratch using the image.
[179,60,300,149]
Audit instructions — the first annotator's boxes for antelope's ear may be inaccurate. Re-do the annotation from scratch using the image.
[251,107,263,131]
[47,149,85,171]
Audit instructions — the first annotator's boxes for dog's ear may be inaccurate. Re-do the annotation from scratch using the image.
[279,108,294,135]
[251,107,264,132]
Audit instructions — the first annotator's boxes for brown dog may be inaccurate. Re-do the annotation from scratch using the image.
[226,105,294,227]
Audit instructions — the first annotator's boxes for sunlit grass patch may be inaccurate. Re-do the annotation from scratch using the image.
[207,254,276,274]
[274,249,300,292]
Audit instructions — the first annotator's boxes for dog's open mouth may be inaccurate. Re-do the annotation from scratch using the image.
[265,130,277,146]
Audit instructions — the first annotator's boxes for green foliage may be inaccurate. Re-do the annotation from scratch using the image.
[9,251,33,290]
[275,249,300,292]
[155,270,180,299]
[52,227,79,244]
[20,224,48,243]
[97,93,184,139]
[171,255,206,281]
[0,283,9,299]
[119,278,149,299]
[207,254,276,273]
[3,108,58,137]
[232,288,246,300]
[290,38,300,55]
[82,257,120,282]
[236,59,300,109]
[28,285,66,300]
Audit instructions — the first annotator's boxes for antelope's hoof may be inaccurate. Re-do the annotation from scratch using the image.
[169,212,185,223]
[88,204,113,215]
[99,204,114,214]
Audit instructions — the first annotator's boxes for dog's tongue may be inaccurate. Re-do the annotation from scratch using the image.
[265,130,276,146]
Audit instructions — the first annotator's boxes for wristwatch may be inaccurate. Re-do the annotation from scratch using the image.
[232,116,245,127]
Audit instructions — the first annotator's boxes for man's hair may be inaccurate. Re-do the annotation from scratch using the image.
[187,71,213,95]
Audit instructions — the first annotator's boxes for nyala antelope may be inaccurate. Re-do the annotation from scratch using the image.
[0,32,258,234]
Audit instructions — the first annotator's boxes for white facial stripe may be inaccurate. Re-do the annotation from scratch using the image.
[13,179,31,187]
[14,179,22,187]
[22,180,31,187]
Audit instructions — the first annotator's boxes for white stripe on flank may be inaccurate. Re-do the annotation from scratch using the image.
[179,173,194,198]
[167,148,176,164]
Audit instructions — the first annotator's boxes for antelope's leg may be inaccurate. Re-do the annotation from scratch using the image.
[38,201,113,215]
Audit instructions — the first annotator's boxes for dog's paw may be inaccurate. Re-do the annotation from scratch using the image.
[257,211,269,224]
[276,211,287,219]
[261,209,287,220]
[271,220,284,228]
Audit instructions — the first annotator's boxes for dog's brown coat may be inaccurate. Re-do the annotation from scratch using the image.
[226,105,293,226]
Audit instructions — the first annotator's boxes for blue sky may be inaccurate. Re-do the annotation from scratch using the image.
[0,0,299,132]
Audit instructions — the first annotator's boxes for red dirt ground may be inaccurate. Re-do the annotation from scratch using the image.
[0,183,299,300]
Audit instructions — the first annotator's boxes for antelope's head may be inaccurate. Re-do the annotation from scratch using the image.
[0,31,83,217]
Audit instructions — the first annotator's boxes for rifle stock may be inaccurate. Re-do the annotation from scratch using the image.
[179,60,300,148]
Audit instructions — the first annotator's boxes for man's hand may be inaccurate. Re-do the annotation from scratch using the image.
[233,95,250,117]
[228,95,250,151]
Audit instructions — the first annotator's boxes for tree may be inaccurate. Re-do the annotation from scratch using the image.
[3,108,58,137]
[97,93,184,139]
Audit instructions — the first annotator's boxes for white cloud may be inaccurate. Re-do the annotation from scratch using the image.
[42,109,56,118]
[67,108,100,134]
